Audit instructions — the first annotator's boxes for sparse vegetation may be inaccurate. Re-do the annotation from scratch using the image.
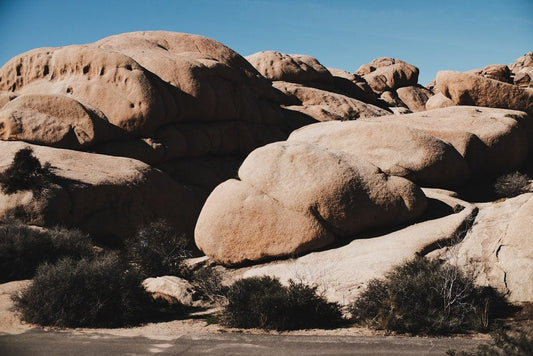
[0,221,95,283]
[222,276,344,330]
[350,257,510,335]
[0,147,53,195]
[494,171,530,199]
[12,253,154,327]
[447,325,533,355]
[127,219,191,278]
[190,266,227,303]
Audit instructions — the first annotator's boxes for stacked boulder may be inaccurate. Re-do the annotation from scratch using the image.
[355,57,434,113]
[245,51,391,122]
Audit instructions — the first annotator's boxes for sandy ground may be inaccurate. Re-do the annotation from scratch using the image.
[0,280,492,343]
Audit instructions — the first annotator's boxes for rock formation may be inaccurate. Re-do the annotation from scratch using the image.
[195,141,427,265]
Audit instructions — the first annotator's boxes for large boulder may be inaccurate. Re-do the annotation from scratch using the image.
[436,70,533,116]
[327,68,381,105]
[396,85,434,112]
[0,141,202,245]
[425,92,453,110]
[288,120,469,188]
[367,106,531,177]
[479,64,512,83]
[195,141,427,265]
[245,51,333,86]
[356,57,419,95]
[273,81,389,122]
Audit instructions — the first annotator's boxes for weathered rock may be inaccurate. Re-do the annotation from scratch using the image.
[367,106,530,176]
[441,194,533,303]
[0,94,123,149]
[327,68,381,105]
[235,189,475,304]
[143,276,208,307]
[425,92,453,110]
[356,57,419,95]
[480,64,512,83]
[0,141,202,244]
[379,90,407,108]
[289,120,469,188]
[273,81,389,122]
[436,70,533,116]
[510,52,533,88]
[396,85,434,112]
[246,51,333,86]
[0,92,16,109]
[195,141,427,265]
[0,31,286,141]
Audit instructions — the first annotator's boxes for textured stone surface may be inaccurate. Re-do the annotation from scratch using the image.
[246,51,333,86]
[367,106,531,176]
[0,141,202,244]
[273,81,389,122]
[356,57,419,95]
[436,70,533,116]
[289,120,469,188]
[396,85,434,112]
[195,141,427,265]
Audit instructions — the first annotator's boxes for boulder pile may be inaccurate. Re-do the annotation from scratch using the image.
[0,32,531,301]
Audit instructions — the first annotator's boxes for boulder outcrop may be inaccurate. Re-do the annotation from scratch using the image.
[367,106,530,177]
[245,51,333,86]
[355,57,419,95]
[436,70,533,116]
[273,81,389,122]
[0,141,202,244]
[195,141,427,265]
[289,120,469,188]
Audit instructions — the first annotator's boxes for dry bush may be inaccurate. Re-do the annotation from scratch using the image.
[350,257,510,335]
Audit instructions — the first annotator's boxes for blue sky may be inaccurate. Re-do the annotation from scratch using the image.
[0,0,531,84]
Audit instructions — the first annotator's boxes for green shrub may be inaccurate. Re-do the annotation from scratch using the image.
[350,257,509,335]
[494,171,530,198]
[12,253,153,327]
[0,147,53,195]
[0,222,95,283]
[127,219,191,278]
[222,276,344,330]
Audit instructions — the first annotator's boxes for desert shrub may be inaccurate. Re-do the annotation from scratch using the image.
[350,257,509,335]
[127,219,191,277]
[222,276,344,330]
[494,171,530,198]
[12,253,153,327]
[0,222,95,283]
[190,266,227,303]
[447,326,533,355]
[0,147,52,195]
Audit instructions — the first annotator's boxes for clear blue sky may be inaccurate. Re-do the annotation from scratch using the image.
[1,0,532,84]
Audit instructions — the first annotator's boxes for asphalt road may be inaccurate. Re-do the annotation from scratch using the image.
[0,329,488,355]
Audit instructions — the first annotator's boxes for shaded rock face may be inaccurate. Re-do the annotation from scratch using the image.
[436,70,533,116]
[289,120,469,188]
[195,141,427,266]
[273,81,390,122]
[367,106,531,177]
[0,141,202,245]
